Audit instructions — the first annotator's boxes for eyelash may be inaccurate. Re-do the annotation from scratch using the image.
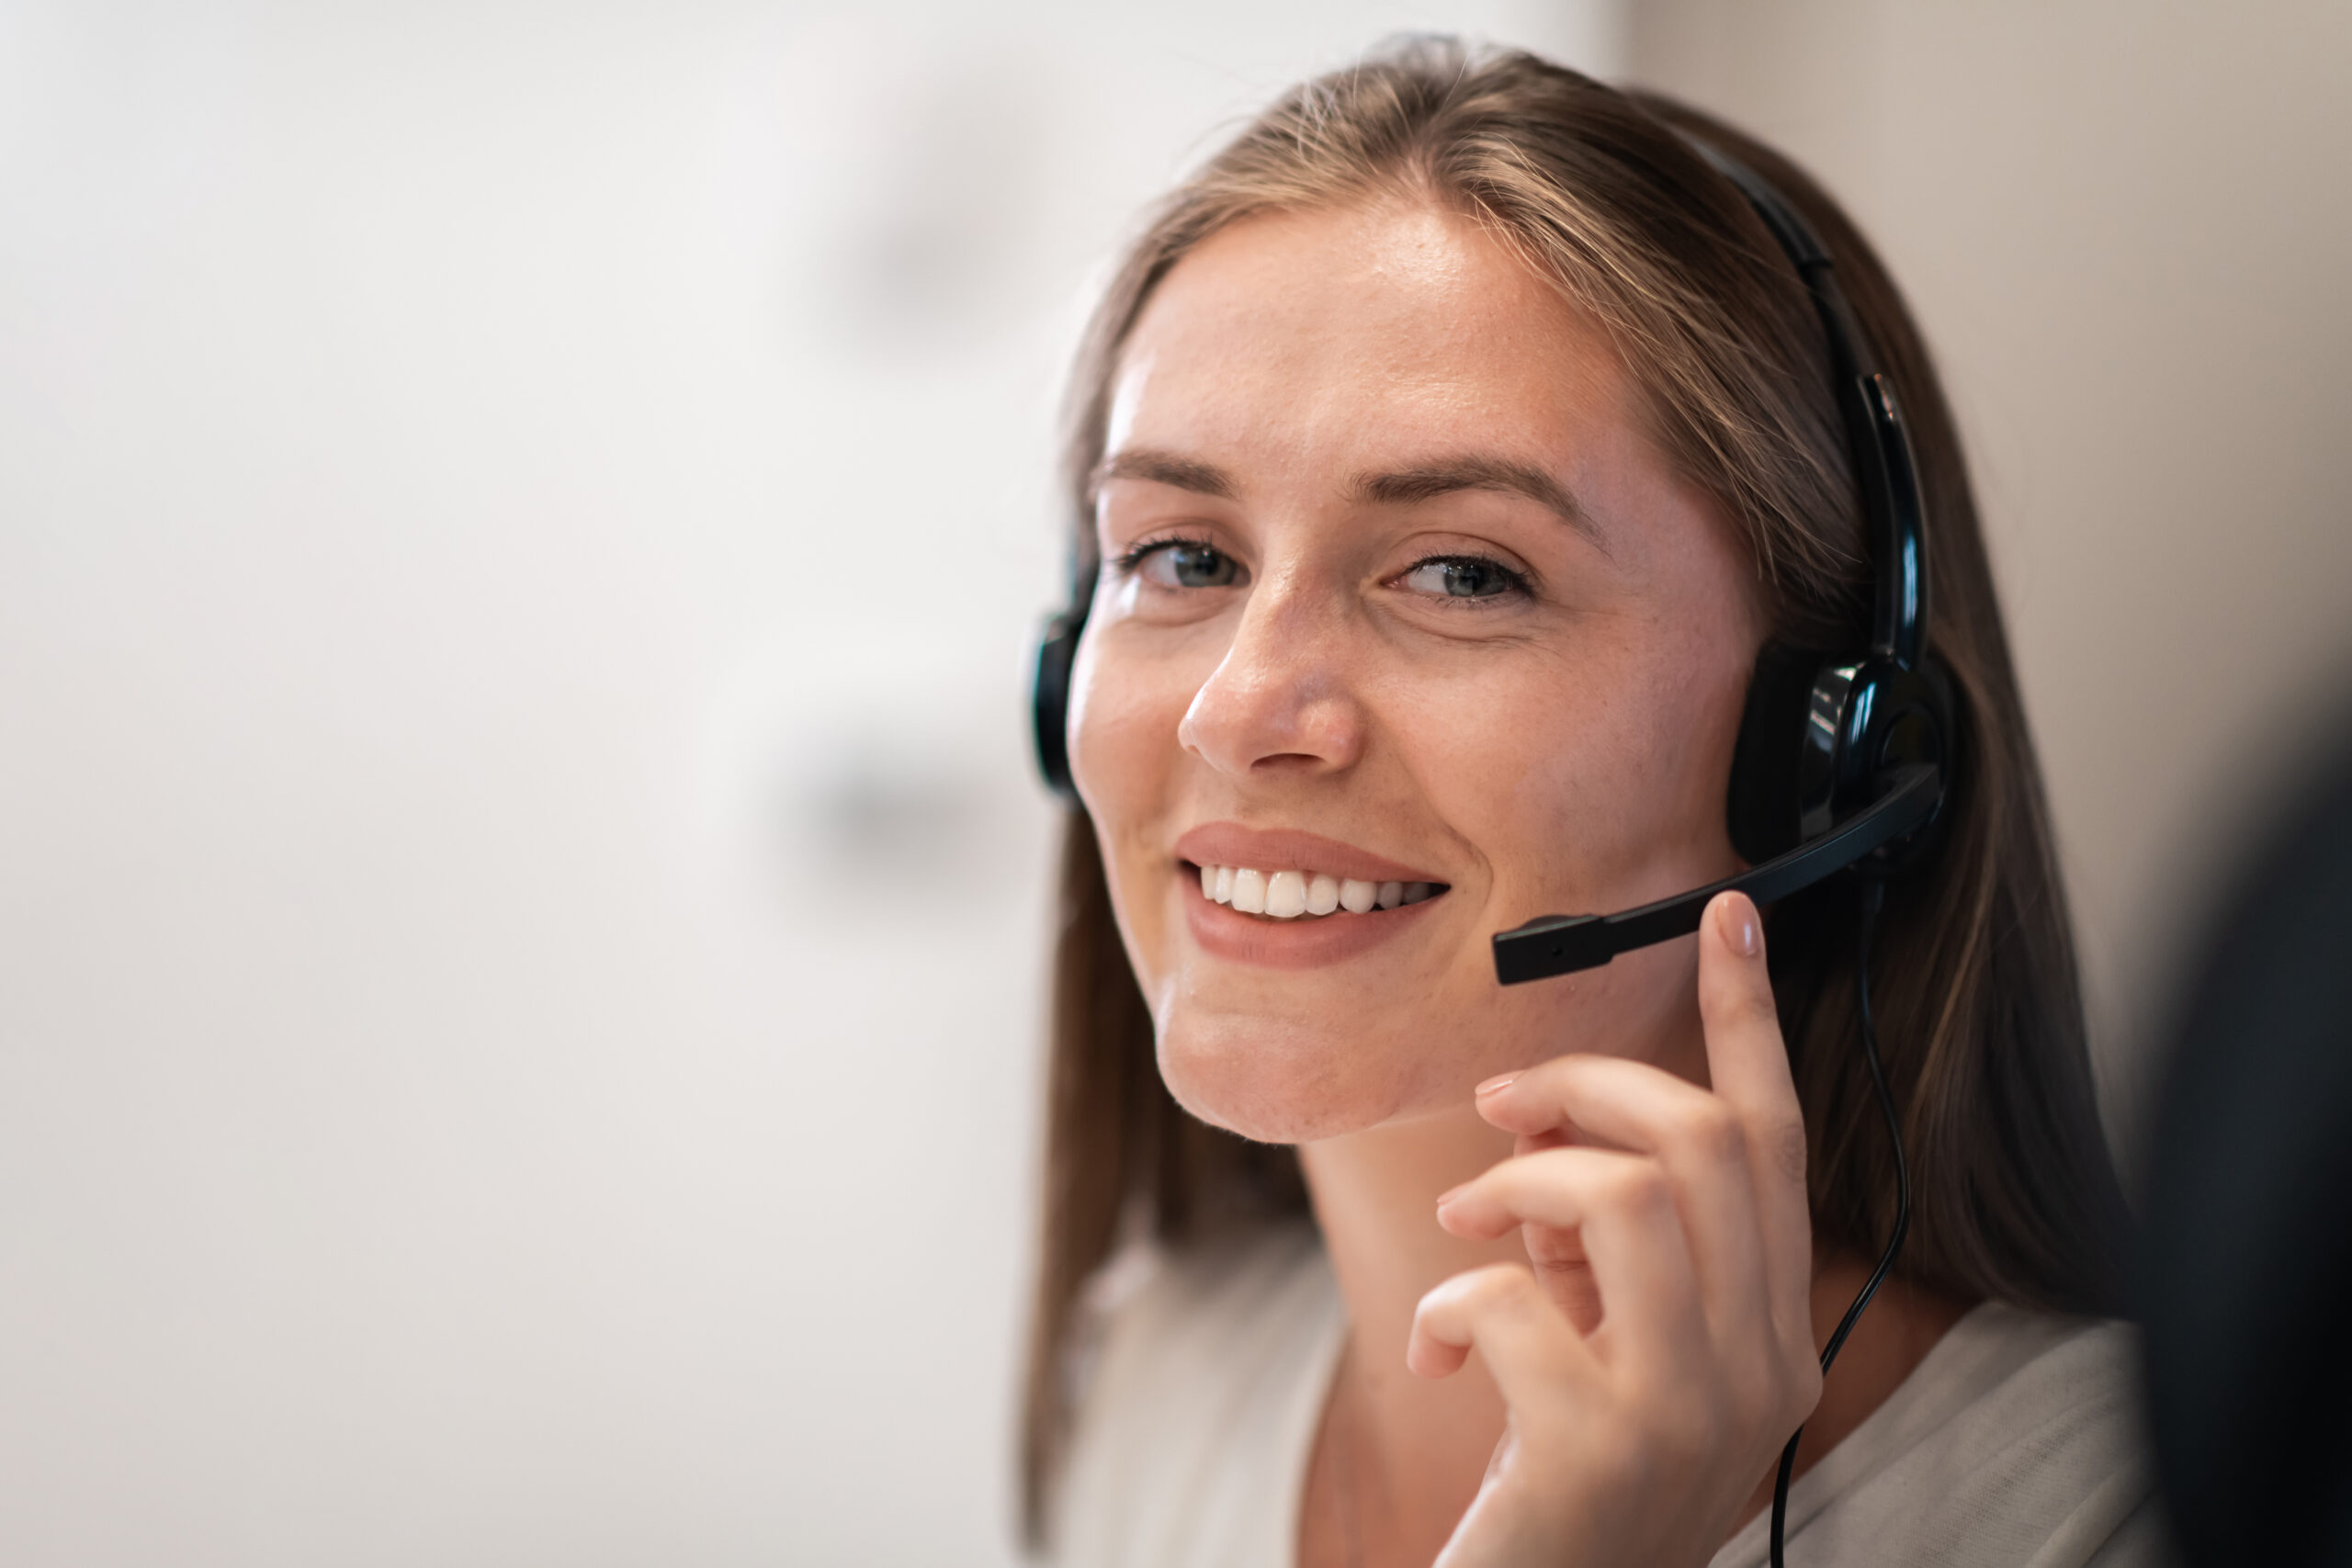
[1110,537,1532,604]
[1401,553,1533,604]
[1110,534,1219,575]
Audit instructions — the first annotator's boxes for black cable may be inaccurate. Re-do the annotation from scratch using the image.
[1769,874,1911,1568]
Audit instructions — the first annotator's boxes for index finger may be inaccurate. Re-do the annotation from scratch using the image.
[1697,891,1803,1155]
[1698,890,1814,1325]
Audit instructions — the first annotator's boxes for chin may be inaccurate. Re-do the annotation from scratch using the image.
[1154,1010,1434,1145]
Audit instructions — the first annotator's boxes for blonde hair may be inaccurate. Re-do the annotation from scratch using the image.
[1023,37,2127,1543]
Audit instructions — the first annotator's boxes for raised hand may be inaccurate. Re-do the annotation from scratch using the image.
[1407,891,1820,1568]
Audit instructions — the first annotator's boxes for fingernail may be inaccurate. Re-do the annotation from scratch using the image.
[1474,1073,1517,1097]
[1723,896,1759,956]
[1435,1181,1468,1207]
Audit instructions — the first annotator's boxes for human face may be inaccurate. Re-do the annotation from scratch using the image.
[1066,199,1764,1145]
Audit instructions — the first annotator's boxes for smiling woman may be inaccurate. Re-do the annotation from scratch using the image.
[1075,192,1766,1148]
[1023,39,2151,1568]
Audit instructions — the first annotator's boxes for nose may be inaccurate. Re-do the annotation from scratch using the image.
[1177,571,1367,782]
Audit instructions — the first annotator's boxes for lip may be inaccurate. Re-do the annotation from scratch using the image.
[1170,822,1452,972]
[1172,823,1444,886]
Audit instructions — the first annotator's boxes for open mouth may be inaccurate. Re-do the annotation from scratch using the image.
[1187,861,1449,920]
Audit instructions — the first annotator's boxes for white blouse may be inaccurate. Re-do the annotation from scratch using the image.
[1046,1223,2170,1568]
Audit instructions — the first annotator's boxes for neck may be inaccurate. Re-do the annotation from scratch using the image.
[1298,1104,1521,1565]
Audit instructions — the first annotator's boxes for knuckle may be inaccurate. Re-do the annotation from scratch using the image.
[1606,1159,1671,1215]
[1472,1262,1540,1309]
[1764,1115,1809,1184]
[1724,1360,1778,1428]
[1423,1265,1525,1336]
[1781,1357,1825,1424]
[1521,1224,1585,1266]
[1532,1053,1590,1089]
[1689,1102,1747,1167]
[1514,1054,1585,1104]
[1532,1252,1590,1286]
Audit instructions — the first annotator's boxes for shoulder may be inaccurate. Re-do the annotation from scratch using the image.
[1713,1303,2175,1568]
[1044,1222,1344,1568]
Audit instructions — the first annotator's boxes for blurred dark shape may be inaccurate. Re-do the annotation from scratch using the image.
[785,725,1012,899]
[2143,715,2352,1566]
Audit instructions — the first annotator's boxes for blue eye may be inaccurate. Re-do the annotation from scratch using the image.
[1399,556,1525,600]
[1130,539,1241,589]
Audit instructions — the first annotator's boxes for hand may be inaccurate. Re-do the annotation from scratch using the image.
[1407,891,1820,1568]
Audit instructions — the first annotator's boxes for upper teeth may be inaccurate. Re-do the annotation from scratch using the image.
[1197,864,1437,919]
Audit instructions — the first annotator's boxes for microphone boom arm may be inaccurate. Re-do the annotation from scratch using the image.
[1491,765,1940,985]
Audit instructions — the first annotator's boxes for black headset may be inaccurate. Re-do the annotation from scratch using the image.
[1029,141,1953,976]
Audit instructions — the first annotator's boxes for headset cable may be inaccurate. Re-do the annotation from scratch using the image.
[1770,874,1911,1568]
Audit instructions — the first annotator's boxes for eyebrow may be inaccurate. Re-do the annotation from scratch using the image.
[1092,446,1605,551]
[1091,448,1238,501]
[1355,457,1606,550]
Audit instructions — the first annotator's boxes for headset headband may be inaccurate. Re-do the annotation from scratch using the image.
[1687,141,1927,671]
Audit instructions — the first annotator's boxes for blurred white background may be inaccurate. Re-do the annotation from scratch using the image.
[4,2,2348,1564]
[0,3,1618,1564]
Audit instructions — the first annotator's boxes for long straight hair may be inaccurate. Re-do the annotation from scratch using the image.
[1020,38,2131,1543]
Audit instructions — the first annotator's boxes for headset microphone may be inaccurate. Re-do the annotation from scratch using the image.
[1492,764,1938,982]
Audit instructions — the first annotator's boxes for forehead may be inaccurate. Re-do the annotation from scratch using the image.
[1109,198,1634,468]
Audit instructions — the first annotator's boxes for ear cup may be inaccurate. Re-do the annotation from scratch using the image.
[1031,614,1081,800]
[1728,642,1954,872]
[1727,641,1830,864]
[1835,657,1954,871]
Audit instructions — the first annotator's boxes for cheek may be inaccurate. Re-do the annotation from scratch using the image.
[1474,627,1750,908]
[1067,617,1204,819]
[1067,641,1153,817]
[1065,626,1201,984]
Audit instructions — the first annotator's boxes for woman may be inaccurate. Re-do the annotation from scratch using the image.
[1023,39,2154,1568]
